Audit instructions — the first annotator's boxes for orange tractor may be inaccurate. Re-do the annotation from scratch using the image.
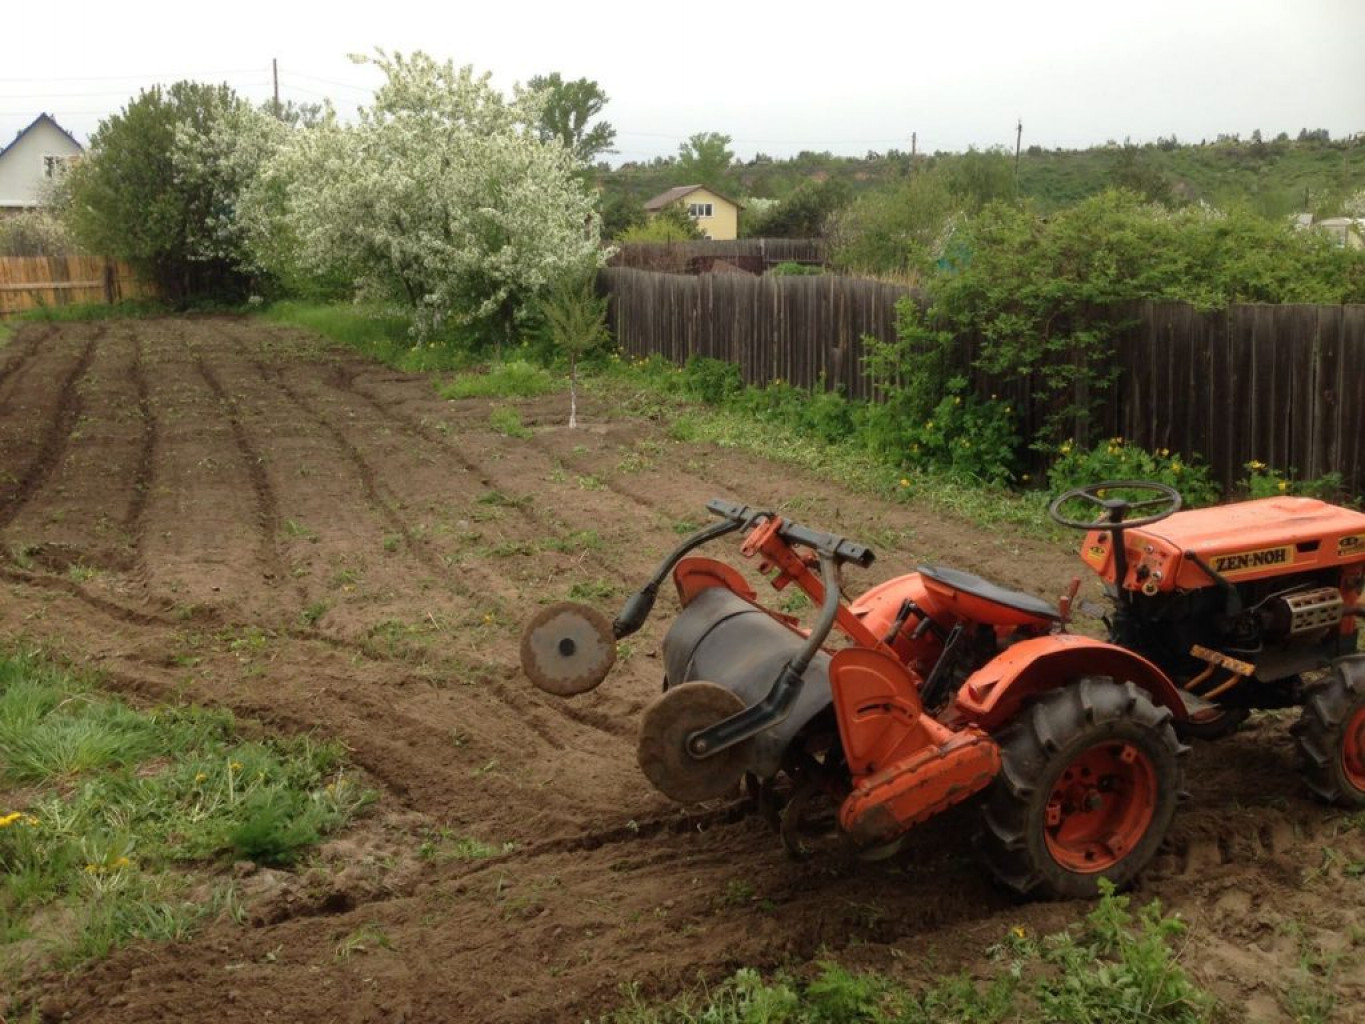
[521,484,1365,897]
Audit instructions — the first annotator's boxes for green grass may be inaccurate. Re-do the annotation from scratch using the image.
[0,319,13,345]
[441,360,557,400]
[260,300,477,374]
[600,882,1215,1023]
[0,648,373,993]
[14,299,172,322]
[488,405,533,438]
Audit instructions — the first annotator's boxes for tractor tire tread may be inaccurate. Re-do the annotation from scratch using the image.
[976,677,1185,899]
[1293,659,1365,809]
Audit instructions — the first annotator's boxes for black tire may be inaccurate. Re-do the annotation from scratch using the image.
[1175,705,1250,742]
[1291,656,1365,808]
[978,678,1187,899]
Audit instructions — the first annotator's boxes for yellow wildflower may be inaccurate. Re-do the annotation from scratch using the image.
[194,772,208,784]
[230,761,243,773]
[1012,925,1028,939]
[1278,479,1289,492]
[899,478,910,488]
[0,811,25,828]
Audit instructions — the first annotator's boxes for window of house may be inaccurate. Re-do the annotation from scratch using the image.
[43,155,75,179]
[688,202,714,219]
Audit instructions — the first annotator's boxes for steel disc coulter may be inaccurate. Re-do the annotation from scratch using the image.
[520,602,617,696]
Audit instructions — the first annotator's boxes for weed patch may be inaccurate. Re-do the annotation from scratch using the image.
[599,882,1214,1023]
[0,649,372,990]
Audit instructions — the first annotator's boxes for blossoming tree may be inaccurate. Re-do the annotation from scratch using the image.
[245,51,605,341]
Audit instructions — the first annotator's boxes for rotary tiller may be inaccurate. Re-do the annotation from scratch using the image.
[521,486,1365,898]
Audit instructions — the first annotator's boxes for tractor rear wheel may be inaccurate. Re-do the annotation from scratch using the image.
[978,678,1186,899]
[1292,657,1365,808]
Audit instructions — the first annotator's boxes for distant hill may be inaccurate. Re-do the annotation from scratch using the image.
[598,134,1365,229]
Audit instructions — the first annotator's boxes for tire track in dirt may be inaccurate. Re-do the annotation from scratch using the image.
[316,364,550,590]
[121,328,158,560]
[0,563,178,627]
[0,331,97,530]
[220,331,489,607]
[193,353,293,593]
[0,323,53,402]
[207,328,565,743]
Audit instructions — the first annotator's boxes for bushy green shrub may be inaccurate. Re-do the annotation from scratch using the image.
[768,261,822,276]
[680,355,744,405]
[1047,437,1220,508]
[1240,461,1347,502]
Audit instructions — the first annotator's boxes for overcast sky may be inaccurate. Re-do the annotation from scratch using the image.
[4,1,1362,163]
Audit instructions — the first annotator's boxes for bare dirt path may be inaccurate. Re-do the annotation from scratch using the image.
[2,318,1362,1023]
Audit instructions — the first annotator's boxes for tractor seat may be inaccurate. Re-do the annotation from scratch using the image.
[917,565,1061,622]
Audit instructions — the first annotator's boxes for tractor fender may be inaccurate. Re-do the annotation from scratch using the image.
[673,556,757,606]
[949,634,1185,733]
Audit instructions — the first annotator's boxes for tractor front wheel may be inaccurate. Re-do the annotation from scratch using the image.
[1292,657,1365,808]
[978,678,1185,899]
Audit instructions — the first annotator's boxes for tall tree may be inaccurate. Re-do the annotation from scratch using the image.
[676,132,736,193]
[527,73,616,166]
[60,81,259,301]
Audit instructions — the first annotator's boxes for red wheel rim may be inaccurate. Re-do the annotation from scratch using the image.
[1341,704,1365,791]
[1043,740,1157,873]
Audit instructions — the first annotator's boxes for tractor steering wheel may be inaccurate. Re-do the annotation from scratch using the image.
[1048,480,1182,531]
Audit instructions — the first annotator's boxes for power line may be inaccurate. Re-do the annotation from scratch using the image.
[0,69,266,84]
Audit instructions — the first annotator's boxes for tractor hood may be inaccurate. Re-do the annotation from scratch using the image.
[1081,497,1365,592]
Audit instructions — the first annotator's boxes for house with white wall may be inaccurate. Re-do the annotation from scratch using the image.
[0,114,83,213]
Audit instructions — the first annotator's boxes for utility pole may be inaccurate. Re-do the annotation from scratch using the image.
[910,131,916,175]
[272,58,281,120]
[1013,118,1023,193]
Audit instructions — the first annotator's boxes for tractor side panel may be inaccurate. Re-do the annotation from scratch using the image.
[949,634,1184,732]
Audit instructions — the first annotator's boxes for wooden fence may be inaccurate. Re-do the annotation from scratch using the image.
[603,267,904,403]
[600,267,1365,496]
[0,256,156,317]
[609,238,826,275]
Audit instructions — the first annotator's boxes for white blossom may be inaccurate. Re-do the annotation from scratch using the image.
[243,50,605,339]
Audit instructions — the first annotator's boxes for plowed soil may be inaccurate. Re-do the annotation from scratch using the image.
[2,318,1363,1023]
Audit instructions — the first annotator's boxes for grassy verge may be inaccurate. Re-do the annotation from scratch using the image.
[600,883,1215,1023]
[0,319,12,345]
[261,300,491,375]
[0,648,372,996]
[585,356,1059,535]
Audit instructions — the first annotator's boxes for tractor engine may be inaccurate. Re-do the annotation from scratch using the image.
[1121,570,1353,689]
[1082,496,1365,697]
